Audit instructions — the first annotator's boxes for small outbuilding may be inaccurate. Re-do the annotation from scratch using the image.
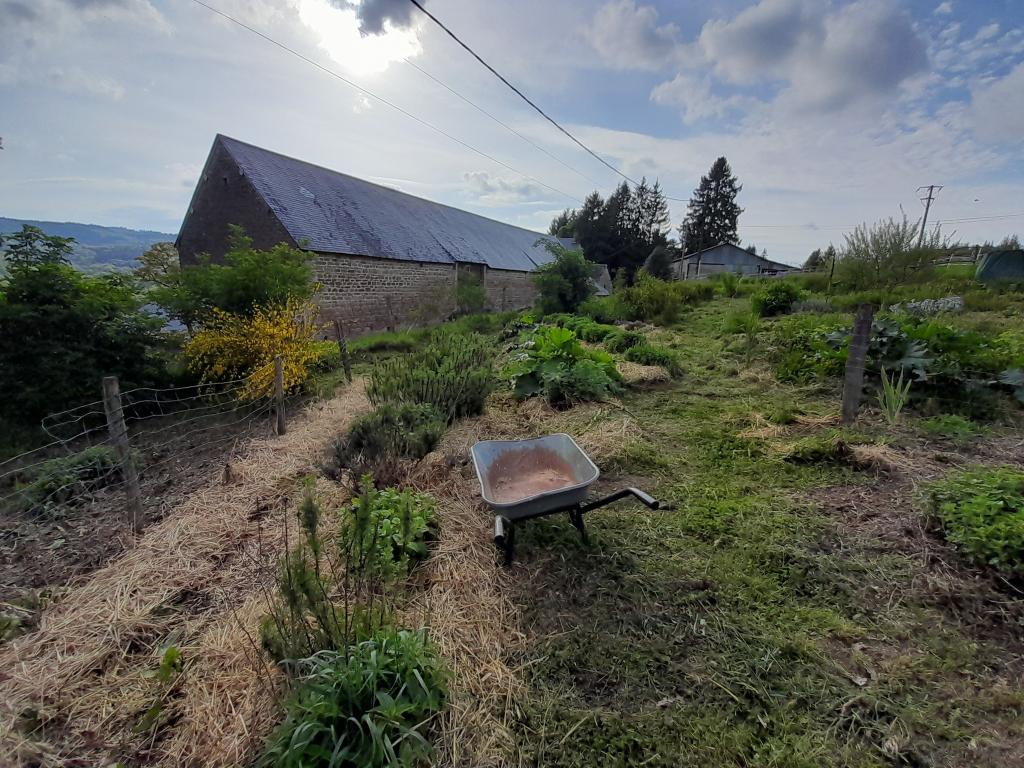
[671,243,794,280]
[176,135,593,334]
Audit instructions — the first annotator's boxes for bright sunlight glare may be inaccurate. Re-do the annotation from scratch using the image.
[298,0,422,76]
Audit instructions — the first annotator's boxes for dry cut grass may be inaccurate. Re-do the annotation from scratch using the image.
[0,383,370,767]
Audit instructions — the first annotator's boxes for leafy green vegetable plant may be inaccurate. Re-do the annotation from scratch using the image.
[928,467,1024,573]
[259,628,447,768]
[506,326,622,406]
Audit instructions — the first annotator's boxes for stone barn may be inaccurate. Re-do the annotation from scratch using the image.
[176,134,590,334]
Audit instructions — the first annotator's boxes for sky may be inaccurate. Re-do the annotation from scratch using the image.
[1,0,1022,266]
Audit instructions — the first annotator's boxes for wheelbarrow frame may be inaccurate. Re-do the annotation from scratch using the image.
[471,435,660,564]
[492,486,659,564]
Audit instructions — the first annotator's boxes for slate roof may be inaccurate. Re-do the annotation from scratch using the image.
[216,135,560,272]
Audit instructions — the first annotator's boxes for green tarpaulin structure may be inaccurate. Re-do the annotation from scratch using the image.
[977,249,1024,282]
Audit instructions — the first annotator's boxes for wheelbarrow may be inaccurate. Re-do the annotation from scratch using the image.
[470,433,659,564]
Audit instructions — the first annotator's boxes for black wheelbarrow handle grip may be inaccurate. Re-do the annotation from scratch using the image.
[626,487,660,509]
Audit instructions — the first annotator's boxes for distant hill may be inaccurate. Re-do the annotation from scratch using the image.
[0,217,176,273]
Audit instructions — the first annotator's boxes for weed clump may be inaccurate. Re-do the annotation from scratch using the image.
[605,330,645,353]
[928,467,1024,573]
[783,434,856,465]
[619,273,713,325]
[1,446,121,516]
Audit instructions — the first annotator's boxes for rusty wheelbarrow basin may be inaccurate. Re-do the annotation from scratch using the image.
[471,434,659,564]
[470,434,599,520]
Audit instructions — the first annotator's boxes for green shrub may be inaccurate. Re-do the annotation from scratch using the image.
[2,446,121,516]
[712,271,741,297]
[751,281,806,316]
[557,315,618,343]
[833,215,947,291]
[444,312,514,336]
[0,262,167,423]
[928,467,1024,573]
[578,295,626,324]
[260,628,447,768]
[367,332,494,422]
[532,241,597,314]
[625,344,683,377]
[605,330,645,353]
[144,226,315,331]
[340,482,437,581]
[454,273,487,314]
[618,273,713,324]
[329,404,445,473]
[309,340,341,372]
[506,326,622,406]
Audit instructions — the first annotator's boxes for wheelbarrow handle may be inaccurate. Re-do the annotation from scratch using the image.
[579,487,660,513]
[626,487,659,509]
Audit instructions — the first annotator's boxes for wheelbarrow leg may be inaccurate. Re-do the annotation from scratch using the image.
[495,516,515,565]
[568,506,588,545]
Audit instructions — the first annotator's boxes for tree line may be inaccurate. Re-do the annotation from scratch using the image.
[548,156,745,281]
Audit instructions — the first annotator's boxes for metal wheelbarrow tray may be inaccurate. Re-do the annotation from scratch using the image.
[471,433,659,563]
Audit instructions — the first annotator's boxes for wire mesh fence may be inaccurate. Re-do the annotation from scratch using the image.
[0,360,311,534]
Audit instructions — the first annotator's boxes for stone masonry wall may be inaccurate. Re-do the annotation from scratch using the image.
[484,268,537,312]
[313,253,457,336]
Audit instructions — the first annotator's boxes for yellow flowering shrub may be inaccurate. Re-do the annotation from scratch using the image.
[185,298,324,399]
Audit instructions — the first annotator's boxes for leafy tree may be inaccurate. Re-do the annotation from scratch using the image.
[140,226,314,331]
[0,225,74,267]
[678,157,743,255]
[532,241,596,314]
[998,234,1021,250]
[0,262,164,422]
[745,244,758,256]
[804,248,824,270]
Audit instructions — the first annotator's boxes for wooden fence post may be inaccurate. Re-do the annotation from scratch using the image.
[334,320,352,384]
[841,304,876,426]
[102,375,143,536]
[273,355,286,436]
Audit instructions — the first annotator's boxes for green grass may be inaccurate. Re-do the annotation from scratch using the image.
[508,299,1024,768]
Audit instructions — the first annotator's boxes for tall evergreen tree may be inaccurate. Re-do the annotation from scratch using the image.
[678,157,743,255]
[804,248,823,270]
[548,209,576,237]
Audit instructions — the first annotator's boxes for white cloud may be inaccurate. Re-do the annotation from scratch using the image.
[695,0,927,113]
[934,1,953,14]
[463,172,547,205]
[650,73,751,124]
[971,62,1024,144]
[587,0,681,71]
[49,67,126,100]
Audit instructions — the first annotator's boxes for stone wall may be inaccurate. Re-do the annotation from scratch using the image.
[176,141,296,266]
[484,268,536,312]
[313,253,457,335]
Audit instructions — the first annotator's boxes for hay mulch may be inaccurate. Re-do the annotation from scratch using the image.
[617,361,671,387]
[0,383,370,768]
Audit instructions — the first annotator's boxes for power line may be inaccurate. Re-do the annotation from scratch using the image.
[187,0,582,205]
[402,58,604,188]
[405,0,689,202]
[741,210,1024,231]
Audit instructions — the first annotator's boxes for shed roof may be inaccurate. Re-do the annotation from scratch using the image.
[673,242,794,272]
[216,135,560,272]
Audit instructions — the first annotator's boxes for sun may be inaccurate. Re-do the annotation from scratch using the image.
[298,0,422,76]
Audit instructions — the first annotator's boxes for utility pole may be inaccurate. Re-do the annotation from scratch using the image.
[916,185,943,247]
